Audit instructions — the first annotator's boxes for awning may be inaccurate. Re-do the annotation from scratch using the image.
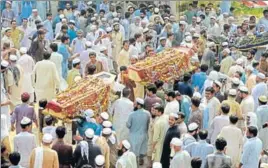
[242,0,268,8]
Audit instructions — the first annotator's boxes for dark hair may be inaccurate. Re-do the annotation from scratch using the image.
[99,9,105,14]
[81,9,86,16]
[89,52,96,57]
[200,64,208,72]
[140,9,146,15]
[191,97,200,107]
[58,8,63,12]
[215,137,227,151]
[213,64,221,72]
[1,145,6,153]
[11,20,16,24]
[36,24,44,30]
[147,84,157,94]
[191,157,202,168]
[35,20,41,25]
[167,91,176,98]
[134,33,142,40]
[125,12,130,19]
[120,66,127,72]
[198,130,208,140]
[9,152,21,165]
[178,112,185,119]
[87,64,96,75]
[183,73,191,82]
[235,71,243,78]
[221,104,230,114]
[155,105,164,114]
[167,33,174,38]
[122,87,130,97]
[223,24,230,31]
[154,80,164,89]
[61,35,69,43]
[263,9,268,15]
[43,51,51,60]
[129,38,136,45]
[205,87,214,94]
[61,24,68,30]
[50,43,58,52]
[56,126,66,139]
[145,35,153,41]
[248,126,258,137]
[205,7,210,10]
[45,115,53,126]
[46,13,52,17]
[20,120,32,129]
[229,115,238,124]
[123,40,129,46]
[39,99,48,109]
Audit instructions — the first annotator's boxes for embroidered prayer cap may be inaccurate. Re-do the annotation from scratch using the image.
[257,73,266,80]
[83,109,94,118]
[214,80,222,88]
[135,98,144,105]
[222,48,230,54]
[106,27,112,32]
[1,60,9,68]
[159,37,166,41]
[20,47,28,54]
[231,77,240,85]
[72,58,80,65]
[100,112,109,120]
[42,133,53,143]
[9,55,17,61]
[102,128,112,135]
[188,122,199,131]
[20,117,31,125]
[122,140,131,149]
[85,128,94,138]
[170,137,183,146]
[239,86,249,93]
[32,9,38,12]
[95,155,105,166]
[259,95,268,103]
[228,89,237,96]
[102,121,112,128]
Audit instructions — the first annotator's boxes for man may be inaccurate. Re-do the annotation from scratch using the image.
[29,134,59,168]
[10,20,24,49]
[1,115,11,154]
[116,140,137,168]
[169,138,191,168]
[55,22,68,41]
[191,64,208,93]
[144,84,163,112]
[220,48,234,75]
[203,87,221,129]
[14,117,37,167]
[177,112,188,135]
[11,92,38,134]
[95,128,111,168]
[256,96,268,150]
[156,37,166,53]
[189,97,203,128]
[67,20,77,43]
[129,17,143,39]
[43,13,54,42]
[71,30,87,55]
[164,91,180,115]
[52,126,73,168]
[28,9,42,28]
[173,21,186,46]
[109,87,133,143]
[207,16,221,37]
[9,152,23,168]
[259,53,268,76]
[73,129,102,167]
[245,65,256,93]
[17,47,35,103]
[112,23,123,62]
[95,155,105,168]
[161,113,181,168]
[29,29,49,62]
[127,98,150,165]
[219,115,243,168]
[8,55,24,111]
[80,41,94,75]
[228,58,244,77]
[152,105,168,162]
[67,58,81,87]
[19,18,35,49]
[204,137,232,168]
[2,1,15,28]
[251,73,268,111]
[208,103,230,145]
[240,126,263,168]
[239,86,255,129]
[99,46,114,72]
[84,52,104,76]
[182,122,199,147]
[49,43,63,86]
[201,42,216,70]
[175,73,193,98]
[213,80,225,103]
[57,35,71,79]
[32,51,60,103]
[117,40,130,68]
[187,130,214,168]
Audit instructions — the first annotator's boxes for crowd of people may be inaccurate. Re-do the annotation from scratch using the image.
[1,0,268,168]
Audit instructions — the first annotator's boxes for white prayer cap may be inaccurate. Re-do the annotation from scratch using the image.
[87,1,92,5]
[153,162,162,168]
[143,28,149,34]
[32,9,38,12]
[222,48,230,54]
[229,16,235,21]
[100,112,109,120]
[85,41,92,47]
[102,121,112,128]
[223,12,229,16]
[1,60,9,67]
[136,98,144,105]
[20,47,27,54]
[193,92,202,99]
[100,46,107,52]
[236,58,243,65]
[210,16,216,20]
[257,72,266,80]
[239,86,249,93]
[229,89,237,96]
[208,42,216,48]
[188,122,199,131]
[95,155,105,166]
[169,113,179,119]
[9,55,17,61]
[222,42,228,46]
[122,140,131,149]
[196,17,201,23]
[112,12,118,17]
[179,21,187,25]
[101,18,107,22]
[69,20,76,24]
[113,17,120,22]
[42,133,53,143]
[169,15,176,22]
[102,128,112,135]
[131,55,138,59]
[85,128,94,138]
[91,17,96,21]
[190,27,196,32]
[113,22,119,27]
[208,71,218,81]
[170,138,183,147]
[20,117,31,125]
[259,95,268,103]
[193,33,200,38]
[214,80,222,88]
[159,37,166,41]
[94,13,98,17]
[90,25,97,31]
[106,27,112,32]
[72,58,80,65]
[185,32,191,36]
[59,14,65,19]
[231,77,240,85]
[246,65,254,72]
[6,1,12,5]
[154,8,160,13]
[83,109,94,118]
[61,18,67,22]
[185,36,192,42]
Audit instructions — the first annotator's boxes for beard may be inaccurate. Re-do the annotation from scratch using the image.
[134,107,138,111]
[151,114,156,118]
[193,132,198,140]
[117,149,124,157]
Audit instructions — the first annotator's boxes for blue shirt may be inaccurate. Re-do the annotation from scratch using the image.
[67,28,77,43]
[241,137,263,168]
[100,3,109,13]
[58,43,70,79]
[203,107,209,129]
[180,96,191,123]
[176,82,193,98]
[78,121,98,137]
[192,72,207,93]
